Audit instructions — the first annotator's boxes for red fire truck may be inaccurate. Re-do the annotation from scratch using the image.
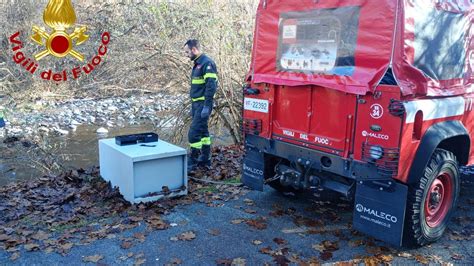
[242,0,473,247]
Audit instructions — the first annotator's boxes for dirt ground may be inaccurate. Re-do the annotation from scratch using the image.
[0,156,472,265]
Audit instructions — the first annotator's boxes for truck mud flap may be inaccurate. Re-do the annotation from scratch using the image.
[353,181,407,246]
[242,147,264,191]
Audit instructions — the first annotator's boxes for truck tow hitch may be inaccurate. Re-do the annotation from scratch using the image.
[269,161,354,198]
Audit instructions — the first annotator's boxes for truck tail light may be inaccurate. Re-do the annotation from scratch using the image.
[388,99,405,117]
[242,119,262,135]
[362,142,399,177]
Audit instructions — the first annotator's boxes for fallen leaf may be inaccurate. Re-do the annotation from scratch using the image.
[451,253,463,260]
[24,243,40,251]
[231,219,244,224]
[121,241,133,249]
[32,231,50,241]
[245,218,267,230]
[278,247,290,255]
[133,233,146,242]
[19,230,34,237]
[252,240,263,245]
[59,242,73,252]
[287,253,305,264]
[231,257,246,266]
[415,254,429,264]
[244,209,257,214]
[243,199,255,206]
[269,210,285,217]
[134,258,146,266]
[83,255,104,263]
[366,246,383,255]
[377,254,393,263]
[312,244,325,252]
[322,240,339,251]
[348,239,365,247]
[259,246,273,255]
[207,229,221,236]
[364,256,379,266]
[273,255,290,266]
[148,219,168,230]
[168,258,183,265]
[320,251,333,261]
[178,231,196,241]
[216,258,233,265]
[129,216,143,222]
[10,252,20,261]
[333,261,354,266]
[397,252,412,258]
[273,238,287,245]
[307,257,320,265]
[282,228,307,234]
[44,247,54,253]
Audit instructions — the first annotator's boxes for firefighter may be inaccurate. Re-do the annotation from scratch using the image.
[183,39,218,171]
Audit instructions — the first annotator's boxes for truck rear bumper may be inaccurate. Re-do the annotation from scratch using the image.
[242,134,408,246]
[242,134,353,190]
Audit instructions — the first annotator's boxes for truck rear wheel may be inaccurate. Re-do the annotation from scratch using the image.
[404,149,460,247]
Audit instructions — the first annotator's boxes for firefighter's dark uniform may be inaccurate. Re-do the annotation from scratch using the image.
[188,54,218,169]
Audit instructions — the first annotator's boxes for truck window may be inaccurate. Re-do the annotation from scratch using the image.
[276,6,360,76]
[413,4,468,81]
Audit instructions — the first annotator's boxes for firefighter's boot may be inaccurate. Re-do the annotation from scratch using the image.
[198,144,212,167]
[187,148,200,171]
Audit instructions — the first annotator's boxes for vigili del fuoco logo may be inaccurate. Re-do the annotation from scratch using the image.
[8,0,110,82]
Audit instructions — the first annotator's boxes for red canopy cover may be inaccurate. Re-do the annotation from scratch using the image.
[249,0,473,96]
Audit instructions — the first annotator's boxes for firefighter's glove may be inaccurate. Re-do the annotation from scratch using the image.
[201,106,211,118]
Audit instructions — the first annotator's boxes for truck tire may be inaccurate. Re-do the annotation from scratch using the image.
[404,148,460,247]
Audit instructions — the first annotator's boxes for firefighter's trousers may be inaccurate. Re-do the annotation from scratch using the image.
[188,101,211,149]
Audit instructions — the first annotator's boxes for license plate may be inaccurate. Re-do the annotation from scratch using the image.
[244,98,269,113]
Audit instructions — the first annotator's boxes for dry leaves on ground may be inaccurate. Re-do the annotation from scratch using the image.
[273,238,287,245]
[177,231,196,241]
[207,229,221,236]
[121,241,133,249]
[245,217,267,230]
[0,145,244,255]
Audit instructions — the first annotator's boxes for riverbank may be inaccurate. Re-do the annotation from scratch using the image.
[0,92,235,185]
[3,92,185,138]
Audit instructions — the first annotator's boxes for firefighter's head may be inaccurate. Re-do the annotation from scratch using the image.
[183,39,201,61]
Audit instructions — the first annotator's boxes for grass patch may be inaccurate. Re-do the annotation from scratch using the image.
[49,219,91,233]
[223,176,241,184]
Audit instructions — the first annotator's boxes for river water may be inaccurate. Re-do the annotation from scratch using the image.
[0,124,149,185]
[0,124,236,187]
[0,92,236,186]
[0,122,234,186]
